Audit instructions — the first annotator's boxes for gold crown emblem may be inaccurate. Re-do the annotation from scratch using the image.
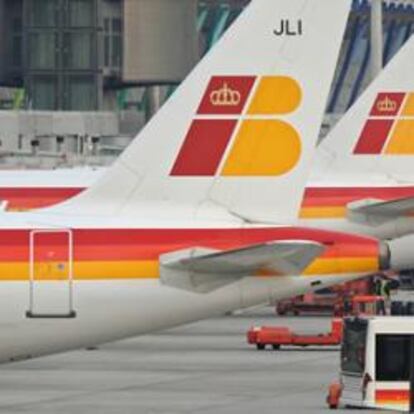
[376,96,397,113]
[210,83,241,107]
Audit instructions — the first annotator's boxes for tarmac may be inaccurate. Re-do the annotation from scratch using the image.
[0,308,382,414]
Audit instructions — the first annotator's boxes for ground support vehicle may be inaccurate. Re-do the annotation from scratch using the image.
[343,295,385,317]
[247,318,343,350]
[328,317,414,411]
[249,296,387,351]
[276,279,374,316]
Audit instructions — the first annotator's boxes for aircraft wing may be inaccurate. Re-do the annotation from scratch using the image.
[160,241,325,293]
[347,196,414,225]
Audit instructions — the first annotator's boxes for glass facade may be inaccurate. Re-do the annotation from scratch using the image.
[31,75,57,110]
[63,32,94,69]
[111,19,122,68]
[12,17,23,68]
[68,0,94,27]
[28,33,57,69]
[25,0,100,110]
[29,0,56,27]
[103,16,122,69]
[65,75,95,110]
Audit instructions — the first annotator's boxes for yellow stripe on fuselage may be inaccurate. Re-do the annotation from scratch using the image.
[0,257,378,281]
[304,257,378,275]
[299,206,346,219]
[0,261,159,281]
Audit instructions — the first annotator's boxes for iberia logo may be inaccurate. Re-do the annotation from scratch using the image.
[170,76,302,176]
[353,92,414,155]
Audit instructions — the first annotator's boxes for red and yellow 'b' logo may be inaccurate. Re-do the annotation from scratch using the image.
[171,76,302,177]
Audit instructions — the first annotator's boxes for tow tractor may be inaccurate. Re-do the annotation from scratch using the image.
[327,317,414,411]
[247,295,384,350]
[247,318,343,350]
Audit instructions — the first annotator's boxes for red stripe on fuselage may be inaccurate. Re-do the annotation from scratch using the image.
[302,186,414,207]
[0,228,379,262]
[0,188,83,209]
[2,186,414,212]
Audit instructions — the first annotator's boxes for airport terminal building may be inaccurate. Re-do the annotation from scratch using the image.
[0,0,198,111]
[0,0,411,164]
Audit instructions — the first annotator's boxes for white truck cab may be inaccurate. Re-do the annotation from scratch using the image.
[341,317,414,411]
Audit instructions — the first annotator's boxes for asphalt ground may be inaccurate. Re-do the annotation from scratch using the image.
[0,308,383,414]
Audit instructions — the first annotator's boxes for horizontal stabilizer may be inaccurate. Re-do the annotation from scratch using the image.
[347,196,414,225]
[160,241,325,293]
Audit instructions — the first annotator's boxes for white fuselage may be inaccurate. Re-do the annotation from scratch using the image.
[0,210,373,362]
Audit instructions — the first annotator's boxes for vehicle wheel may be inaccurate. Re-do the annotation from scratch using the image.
[272,344,280,350]
[256,344,265,350]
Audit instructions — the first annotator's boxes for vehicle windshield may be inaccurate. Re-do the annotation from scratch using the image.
[341,318,368,375]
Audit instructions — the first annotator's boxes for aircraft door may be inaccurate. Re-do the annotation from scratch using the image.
[26,229,76,318]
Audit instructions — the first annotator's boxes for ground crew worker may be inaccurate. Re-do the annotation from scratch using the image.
[374,277,391,315]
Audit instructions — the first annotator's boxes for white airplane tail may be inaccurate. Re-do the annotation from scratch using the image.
[52,0,350,223]
[316,35,414,182]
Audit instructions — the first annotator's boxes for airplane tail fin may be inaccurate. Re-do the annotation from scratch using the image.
[51,0,350,223]
[316,35,414,181]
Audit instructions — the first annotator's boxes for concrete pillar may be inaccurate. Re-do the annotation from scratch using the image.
[370,0,383,81]
[146,86,163,122]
